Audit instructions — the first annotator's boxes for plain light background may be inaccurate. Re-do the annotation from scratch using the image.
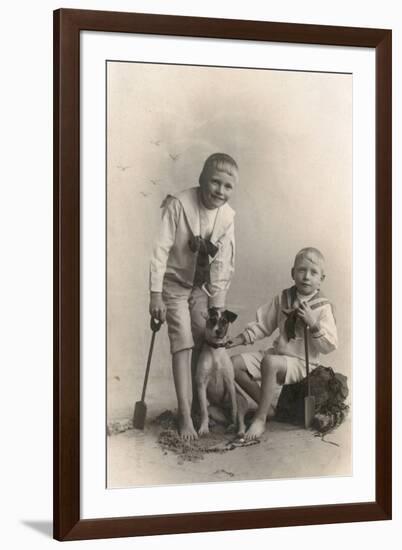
[107,61,352,420]
[0,0,399,549]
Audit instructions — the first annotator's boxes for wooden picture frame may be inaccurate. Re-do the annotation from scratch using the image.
[53,8,392,541]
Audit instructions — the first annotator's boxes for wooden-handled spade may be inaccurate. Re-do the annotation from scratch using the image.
[304,323,316,428]
[133,317,162,430]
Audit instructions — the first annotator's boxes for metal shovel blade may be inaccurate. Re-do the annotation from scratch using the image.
[133,400,147,430]
[304,395,316,429]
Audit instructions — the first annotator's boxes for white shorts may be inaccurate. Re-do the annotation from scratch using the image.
[162,280,207,354]
[237,349,312,416]
[241,349,311,386]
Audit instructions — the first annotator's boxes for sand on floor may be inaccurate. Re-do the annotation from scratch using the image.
[107,396,351,489]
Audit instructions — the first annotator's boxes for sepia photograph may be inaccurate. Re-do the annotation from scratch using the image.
[106,60,352,488]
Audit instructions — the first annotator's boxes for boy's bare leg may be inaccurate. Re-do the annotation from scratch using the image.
[245,355,287,441]
[191,347,201,417]
[189,289,207,418]
[172,349,198,440]
[236,392,249,437]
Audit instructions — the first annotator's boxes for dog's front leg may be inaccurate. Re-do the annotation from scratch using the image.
[227,383,238,433]
[223,366,238,433]
[197,380,210,435]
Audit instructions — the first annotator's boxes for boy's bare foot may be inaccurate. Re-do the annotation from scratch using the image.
[244,418,266,441]
[178,415,198,441]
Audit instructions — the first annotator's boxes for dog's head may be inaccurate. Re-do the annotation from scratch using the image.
[205,307,237,341]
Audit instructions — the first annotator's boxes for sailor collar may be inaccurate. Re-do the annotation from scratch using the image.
[175,187,235,244]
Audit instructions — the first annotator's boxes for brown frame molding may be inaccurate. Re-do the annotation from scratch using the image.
[53,8,392,541]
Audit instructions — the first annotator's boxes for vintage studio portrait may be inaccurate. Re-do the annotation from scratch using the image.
[106,60,352,488]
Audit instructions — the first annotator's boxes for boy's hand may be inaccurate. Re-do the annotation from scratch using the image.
[226,334,246,349]
[297,301,316,330]
[149,292,166,323]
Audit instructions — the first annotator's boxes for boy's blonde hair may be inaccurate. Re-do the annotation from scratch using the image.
[294,247,326,275]
[199,153,239,184]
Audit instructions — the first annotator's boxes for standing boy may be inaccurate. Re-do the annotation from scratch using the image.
[150,153,238,440]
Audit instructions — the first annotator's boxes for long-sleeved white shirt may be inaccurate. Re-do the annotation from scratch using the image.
[242,287,338,365]
[150,187,235,308]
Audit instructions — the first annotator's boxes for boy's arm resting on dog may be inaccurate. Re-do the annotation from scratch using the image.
[226,297,279,348]
[226,334,247,348]
[242,296,279,345]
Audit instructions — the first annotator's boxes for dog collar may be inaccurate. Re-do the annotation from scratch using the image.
[205,340,227,349]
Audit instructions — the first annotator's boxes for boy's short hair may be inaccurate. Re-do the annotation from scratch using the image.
[199,153,239,183]
[294,247,326,275]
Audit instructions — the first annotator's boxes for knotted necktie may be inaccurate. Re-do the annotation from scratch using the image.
[188,235,219,264]
[282,307,301,341]
[189,236,219,287]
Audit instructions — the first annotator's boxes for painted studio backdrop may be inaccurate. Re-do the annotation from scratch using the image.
[106,61,352,488]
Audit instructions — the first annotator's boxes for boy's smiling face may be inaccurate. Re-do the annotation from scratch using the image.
[199,167,237,210]
[291,256,325,296]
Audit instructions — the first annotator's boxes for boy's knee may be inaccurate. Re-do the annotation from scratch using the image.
[261,354,287,384]
[261,353,274,366]
[261,354,280,373]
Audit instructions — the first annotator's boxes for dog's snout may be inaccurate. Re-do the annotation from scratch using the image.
[216,318,229,338]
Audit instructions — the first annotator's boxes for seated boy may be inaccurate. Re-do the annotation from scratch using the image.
[228,247,338,440]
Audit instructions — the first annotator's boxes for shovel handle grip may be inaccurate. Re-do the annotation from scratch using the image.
[150,317,162,332]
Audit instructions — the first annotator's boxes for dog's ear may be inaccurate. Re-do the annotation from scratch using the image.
[223,309,237,324]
